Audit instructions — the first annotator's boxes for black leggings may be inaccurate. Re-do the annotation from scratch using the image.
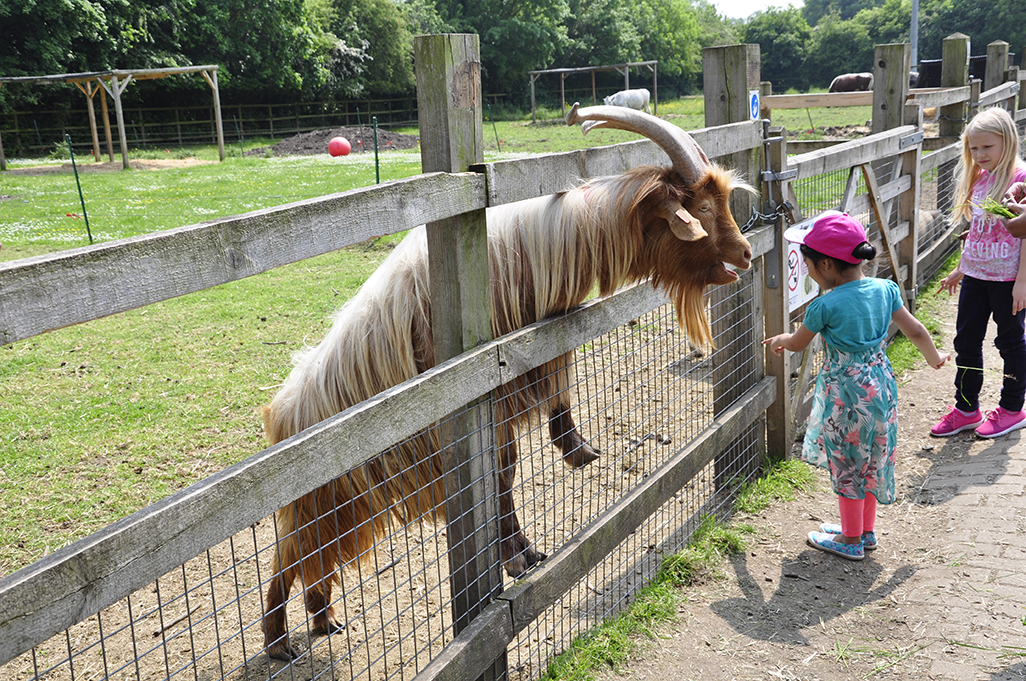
[953,276,1026,412]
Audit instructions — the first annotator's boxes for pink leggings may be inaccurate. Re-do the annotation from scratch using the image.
[838,494,877,538]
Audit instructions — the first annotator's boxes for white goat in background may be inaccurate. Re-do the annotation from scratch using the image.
[603,88,651,112]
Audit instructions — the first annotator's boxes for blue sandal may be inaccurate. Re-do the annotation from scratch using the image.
[820,523,877,550]
[807,531,865,560]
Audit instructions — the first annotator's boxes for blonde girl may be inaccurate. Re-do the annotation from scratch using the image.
[933,107,1026,438]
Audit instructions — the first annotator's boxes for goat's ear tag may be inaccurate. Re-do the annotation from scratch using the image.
[669,208,708,241]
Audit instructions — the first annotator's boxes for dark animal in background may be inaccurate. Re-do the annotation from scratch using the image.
[909,70,920,88]
[260,103,754,660]
[828,72,874,93]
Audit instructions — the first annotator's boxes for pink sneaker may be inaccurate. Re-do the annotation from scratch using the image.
[930,406,983,437]
[975,407,1026,438]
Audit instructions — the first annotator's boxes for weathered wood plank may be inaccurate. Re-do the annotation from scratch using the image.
[762,92,874,109]
[978,81,1019,108]
[501,378,776,634]
[789,126,916,179]
[412,600,513,681]
[909,86,971,110]
[477,120,762,206]
[921,142,961,172]
[0,172,487,345]
[0,279,670,665]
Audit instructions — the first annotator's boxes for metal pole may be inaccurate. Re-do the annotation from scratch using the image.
[66,134,93,244]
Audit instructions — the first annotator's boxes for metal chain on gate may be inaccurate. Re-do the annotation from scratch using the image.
[740,201,796,233]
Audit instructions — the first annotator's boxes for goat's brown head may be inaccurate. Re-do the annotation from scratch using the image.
[566,103,753,346]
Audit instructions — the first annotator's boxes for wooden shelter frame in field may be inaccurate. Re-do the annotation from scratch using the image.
[527,61,658,122]
[0,34,1023,681]
[0,65,225,171]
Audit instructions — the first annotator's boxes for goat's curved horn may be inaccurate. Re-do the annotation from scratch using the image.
[566,102,710,185]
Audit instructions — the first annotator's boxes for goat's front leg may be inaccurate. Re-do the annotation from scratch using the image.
[546,353,600,468]
[497,421,546,577]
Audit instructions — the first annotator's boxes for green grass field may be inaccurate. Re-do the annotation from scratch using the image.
[0,97,881,575]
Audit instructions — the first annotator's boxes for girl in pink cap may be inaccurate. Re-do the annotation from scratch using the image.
[933,107,1026,438]
[765,211,949,560]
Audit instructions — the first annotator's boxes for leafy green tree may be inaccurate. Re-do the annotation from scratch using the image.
[180,0,320,102]
[851,0,910,46]
[802,0,880,26]
[435,0,570,97]
[691,0,742,50]
[806,13,873,87]
[743,7,812,91]
[327,0,415,97]
[634,0,703,91]
[561,0,640,68]
[916,0,1025,62]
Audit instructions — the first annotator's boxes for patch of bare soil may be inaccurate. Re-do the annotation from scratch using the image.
[5,158,214,176]
[596,290,1026,680]
[246,126,419,157]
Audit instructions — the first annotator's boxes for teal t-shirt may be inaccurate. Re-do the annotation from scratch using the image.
[803,278,903,352]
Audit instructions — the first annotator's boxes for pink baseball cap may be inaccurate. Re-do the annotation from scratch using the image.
[783,211,868,264]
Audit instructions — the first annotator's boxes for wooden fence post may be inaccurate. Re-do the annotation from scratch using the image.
[761,127,793,462]
[703,43,761,482]
[985,41,1010,93]
[938,33,970,215]
[414,34,505,681]
[872,43,911,135]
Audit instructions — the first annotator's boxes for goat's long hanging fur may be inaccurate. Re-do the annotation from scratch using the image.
[261,104,754,661]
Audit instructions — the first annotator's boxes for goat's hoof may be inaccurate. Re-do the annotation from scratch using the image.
[312,618,346,637]
[503,546,547,578]
[268,641,300,661]
[565,443,601,469]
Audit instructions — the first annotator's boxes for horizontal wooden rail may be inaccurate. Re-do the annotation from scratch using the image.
[788,126,917,179]
[476,120,762,206]
[762,92,873,109]
[0,279,676,666]
[909,86,972,110]
[979,81,1019,108]
[0,172,487,345]
[412,377,777,681]
[921,142,961,173]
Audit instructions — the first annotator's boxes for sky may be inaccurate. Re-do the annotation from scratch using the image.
[712,0,804,20]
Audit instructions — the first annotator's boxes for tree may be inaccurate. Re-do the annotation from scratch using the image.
[634,0,703,91]
[180,0,322,102]
[851,0,910,46]
[434,0,570,98]
[561,0,641,68]
[743,7,812,92]
[807,13,873,87]
[802,0,880,26]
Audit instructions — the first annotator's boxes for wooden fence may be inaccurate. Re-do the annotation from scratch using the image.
[0,34,1020,681]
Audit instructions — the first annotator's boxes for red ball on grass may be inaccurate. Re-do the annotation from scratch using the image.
[328,137,351,157]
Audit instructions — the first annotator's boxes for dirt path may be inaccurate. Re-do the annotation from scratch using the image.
[598,290,1026,680]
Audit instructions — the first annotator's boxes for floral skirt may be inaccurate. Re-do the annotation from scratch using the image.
[801,342,898,504]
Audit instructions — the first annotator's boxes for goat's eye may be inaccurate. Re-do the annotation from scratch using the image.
[699,204,712,213]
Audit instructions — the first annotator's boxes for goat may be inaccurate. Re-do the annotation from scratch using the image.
[261,103,754,660]
[828,72,874,93]
[603,88,651,112]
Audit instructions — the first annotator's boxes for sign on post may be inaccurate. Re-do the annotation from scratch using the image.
[748,90,760,120]
[787,241,819,312]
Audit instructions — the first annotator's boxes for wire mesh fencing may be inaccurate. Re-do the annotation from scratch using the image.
[1,269,765,681]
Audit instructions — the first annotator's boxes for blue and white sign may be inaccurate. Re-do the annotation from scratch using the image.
[749,90,760,120]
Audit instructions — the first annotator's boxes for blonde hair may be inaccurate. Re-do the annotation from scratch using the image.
[951,107,1025,223]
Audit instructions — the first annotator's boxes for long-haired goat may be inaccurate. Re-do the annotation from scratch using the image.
[261,103,754,660]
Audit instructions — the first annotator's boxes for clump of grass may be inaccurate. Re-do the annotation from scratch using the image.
[538,458,817,681]
[981,196,1017,219]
